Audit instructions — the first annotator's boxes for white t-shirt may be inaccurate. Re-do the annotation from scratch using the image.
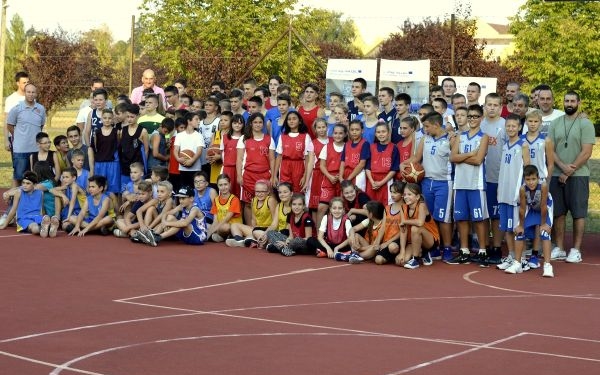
[4,92,25,114]
[541,109,565,137]
[318,142,344,160]
[174,131,205,171]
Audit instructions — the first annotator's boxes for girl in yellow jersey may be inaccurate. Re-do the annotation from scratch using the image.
[260,182,294,255]
[206,174,243,242]
[225,179,277,247]
[399,183,440,269]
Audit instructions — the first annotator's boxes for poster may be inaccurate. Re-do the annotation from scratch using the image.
[325,59,378,103]
[379,59,431,110]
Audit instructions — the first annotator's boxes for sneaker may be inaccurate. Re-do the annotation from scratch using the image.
[316,249,327,258]
[505,259,523,274]
[266,244,280,253]
[113,228,128,238]
[99,226,110,236]
[404,257,420,269]
[422,252,433,266]
[488,247,502,265]
[142,228,158,247]
[40,215,51,238]
[0,213,8,227]
[244,238,259,248]
[542,262,554,278]
[49,216,60,238]
[335,252,350,262]
[528,255,541,269]
[429,248,442,260]
[442,247,453,262]
[225,236,245,247]
[280,246,295,257]
[497,255,514,270]
[470,235,480,252]
[445,250,470,265]
[521,260,531,272]
[565,248,582,263]
[477,251,490,268]
[132,230,147,243]
[211,233,225,242]
[348,252,364,264]
[551,246,567,260]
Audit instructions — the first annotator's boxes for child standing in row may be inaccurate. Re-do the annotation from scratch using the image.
[341,120,369,191]
[366,122,399,205]
[308,118,329,220]
[274,111,314,193]
[220,114,244,197]
[316,124,346,227]
[93,109,121,194]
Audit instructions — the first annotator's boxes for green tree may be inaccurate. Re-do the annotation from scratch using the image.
[21,30,102,126]
[509,0,600,121]
[4,14,27,97]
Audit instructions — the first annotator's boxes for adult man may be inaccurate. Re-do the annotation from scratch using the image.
[211,80,226,94]
[130,69,166,107]
[348,77,367,121]
[548,91,595,263]
[174,78,187,96]
[7,83,46,185]
[242,78,257,107]
[377,87,396,124]
[512,93,530,133]
[450,93,466,109]
[501,82,520,118]
[537,86,564,136]
[4,71,29,189]
[466,82,481,106]
[441,77,457,104]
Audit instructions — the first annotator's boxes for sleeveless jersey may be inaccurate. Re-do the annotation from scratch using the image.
[324,142,343,174]
[214,194,243,224]
[498,138,525,205]
[221,135,240,167]
[17,189,43,219]
[326,214,348,245]
[313,138,328,167]
[94,127,119,162]
[87,193,108,221]
[454,130,486,190]
[402,203,440,242]
[397,139,413,164]
[89,109,103,145]
[119,125,145,174]
[344,138,366,171]
[524,134,548,180]
[181,205,208,239]
[481,117,506,183]
[383,204,402,242]
[422,133,451,181]
[289,212,314,238]
[369,143,394,174]
[297,105,320,139]
[280,133,308,161]
[277,202,290,231]
[252,197,273,227]
[194,187,215,221]
[199,117,220,165]
[243,135,272,173]
[31,150,56,177]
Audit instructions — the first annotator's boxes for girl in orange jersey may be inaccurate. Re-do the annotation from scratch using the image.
[206,174,243,242]
[398,183,440,269]
[373,181,404,265]
[349,200,399,264]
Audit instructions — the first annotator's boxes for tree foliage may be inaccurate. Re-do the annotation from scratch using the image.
[377,15,522,98]
[21,30,102,125]
[138,0,359,93]
[509,0,600,121]
[4,14,27,97]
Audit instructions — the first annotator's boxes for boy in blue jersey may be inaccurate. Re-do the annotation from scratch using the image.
[513,165,555,277]
[447,105,489,264]
[140,186,207,246]
[495,114,531,272]
[69,175,114,236]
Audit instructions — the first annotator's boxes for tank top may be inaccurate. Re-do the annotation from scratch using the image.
[402,202,439,240]
[325,142,343,174]
[280,133,307,161]
[214,194,243,224]
[252,196,272,227]
[87,193,108,221]
[222,135,240,167]
[89,109,104,144]
[243,135,272,173]
[94,127,119,162]
[498,138,525,205]
[454,130,485,190]
[297,105,320,139]
[289,212,313,238]
[277,202,291,231]
[369,143,394,174]
[31,150,56,177]
[194,187,215,221]
[344,139,366,170]
[524,134,548,180]
[326,214,348,245]
[17,189,43,219]
[119,125,144,174]
[422,133,451,181]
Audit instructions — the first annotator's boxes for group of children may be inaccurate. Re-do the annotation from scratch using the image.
[0,85,557,278]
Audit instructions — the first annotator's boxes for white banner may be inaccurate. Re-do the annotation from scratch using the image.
[325,59,378,103]
[379,59,431,108]
[437,76,498,104]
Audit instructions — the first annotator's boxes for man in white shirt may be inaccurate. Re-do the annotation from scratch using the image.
[537,85,565,136]
[4,71,29,153]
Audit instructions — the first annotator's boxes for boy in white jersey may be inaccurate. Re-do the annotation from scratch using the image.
[495,114,531,272]
[512,165,555,277]
[480,93,506,262]
[409,112,454,261]
[523,110,554,182]
[447,105,489,264]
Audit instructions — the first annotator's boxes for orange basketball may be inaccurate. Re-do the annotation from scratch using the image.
[206,147,220,158]
[402,162,425,183]
[179,149,195,160]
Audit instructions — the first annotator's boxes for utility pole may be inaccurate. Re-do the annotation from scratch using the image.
[0,0,8,114]
[129,15,135,95]
[450,13,456,76]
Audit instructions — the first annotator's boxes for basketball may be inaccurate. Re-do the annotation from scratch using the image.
[206,147,220,158]
[179,149,196,160]
[402,162,425,183]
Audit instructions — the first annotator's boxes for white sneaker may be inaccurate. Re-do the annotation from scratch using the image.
[550,246,567,260]
[565,248,582,263]
[113,228,128,238]
[505,260,523,274]
[0,214,7,227]
[211,233,224,242]
[497,255,513,270]
[543,263,554,278]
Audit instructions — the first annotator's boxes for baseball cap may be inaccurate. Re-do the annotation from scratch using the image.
[173,186,194,198]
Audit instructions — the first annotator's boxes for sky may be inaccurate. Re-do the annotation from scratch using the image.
[7,0,527,45]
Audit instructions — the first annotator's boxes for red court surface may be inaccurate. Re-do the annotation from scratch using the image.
[1,230,599,375]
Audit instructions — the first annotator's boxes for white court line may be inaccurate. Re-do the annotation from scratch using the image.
[0,233,31,238]
[525,332,600,344]
[0,350,106,375]
[384,333,527,374]
[2,294,527,344]
[115,264,349,302]
[463,271,600,300]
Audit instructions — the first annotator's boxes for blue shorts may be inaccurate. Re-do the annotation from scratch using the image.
[60,207,81,221]
[453,189,488,222]
[422,178,453,223]
[499,203,519,232]
[95,161,121,194]
[485,182,499,219]
[516,209,553,241]
[17,214,43,232]
[176,221,206,245]
[12,152,35,180]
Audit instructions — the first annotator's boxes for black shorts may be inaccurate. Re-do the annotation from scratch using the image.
[549,176,589,219]
[376,246,397,263]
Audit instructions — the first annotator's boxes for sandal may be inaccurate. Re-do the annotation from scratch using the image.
[40,215,51,238]
[49,216,60,238]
